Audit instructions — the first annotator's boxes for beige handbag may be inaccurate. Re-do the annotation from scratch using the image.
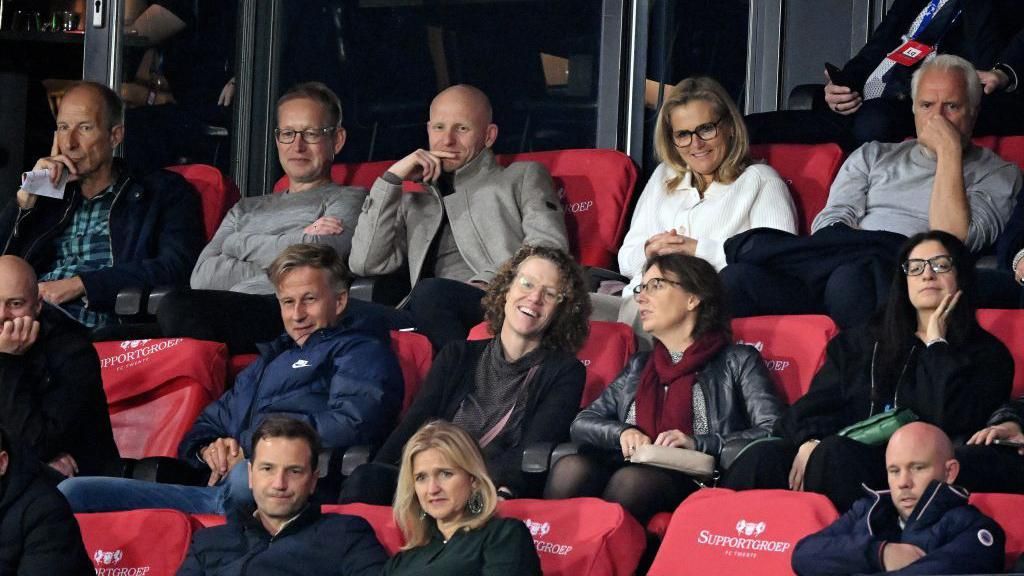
[628,444,715,480]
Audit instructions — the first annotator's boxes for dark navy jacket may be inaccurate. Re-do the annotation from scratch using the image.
[792,481,1005,576]
[0,161,203,311]
[179,316,403,463]
[176,506,387,576]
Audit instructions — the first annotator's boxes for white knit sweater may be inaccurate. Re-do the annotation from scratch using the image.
[617,162,797,295]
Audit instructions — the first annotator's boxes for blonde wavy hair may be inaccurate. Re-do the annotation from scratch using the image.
[393,421,498,549]
[653,76,751,194]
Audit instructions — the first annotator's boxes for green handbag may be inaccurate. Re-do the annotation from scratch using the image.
[838,408,919,445]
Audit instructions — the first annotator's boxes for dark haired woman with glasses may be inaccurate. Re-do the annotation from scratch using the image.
[545,254,782,523]
[341,245,590,504]
[616,76,797,296]
[730,231,1013,511]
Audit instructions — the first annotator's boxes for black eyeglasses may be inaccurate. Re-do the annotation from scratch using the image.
[672,118,723,148]
[274,127,336,144]
[902,255,954,276]
[632,277,684,295]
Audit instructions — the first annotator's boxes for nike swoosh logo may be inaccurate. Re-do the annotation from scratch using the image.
[292,360,312,369]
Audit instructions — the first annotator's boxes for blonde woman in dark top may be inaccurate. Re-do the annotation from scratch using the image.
[384,421,541,576]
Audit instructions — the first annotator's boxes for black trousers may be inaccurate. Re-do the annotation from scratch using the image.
[722,435,887,512]
[404,278,487,352]
[338,462,400,506]
[746,98,915,153]
[954,444,1024,494]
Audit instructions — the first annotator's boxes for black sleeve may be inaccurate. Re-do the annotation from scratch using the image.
[17,490,94,576]
[776,334,858,444]
[843,0,927,91]
[570,355,641,450]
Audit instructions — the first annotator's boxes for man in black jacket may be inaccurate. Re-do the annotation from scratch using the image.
[0,255,119,478]
[0,81,203,329]
[792,422,1004,575]
[177,416,387,575]
[0,427,94,575]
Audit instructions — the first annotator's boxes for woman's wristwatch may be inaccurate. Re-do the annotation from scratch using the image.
[1012,249,1024,286]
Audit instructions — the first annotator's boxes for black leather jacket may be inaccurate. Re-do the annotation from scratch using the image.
[570,344,783,463]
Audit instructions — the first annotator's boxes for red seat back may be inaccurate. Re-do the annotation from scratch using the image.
[499,149,638,268]
[165,164,241,243]
[77,509,193,576]
[648,488,839,576]
[499,497,645,576]
[273,161,394,192]
[976,309,1024,399]
[390,330,433,414]
[94,338,227,459]
[749,143,845,235]
[323,503,406,555]
[467,320,636,407]
[974,135,1024,173]
[969,492,1024,570]
[731,315,837,405]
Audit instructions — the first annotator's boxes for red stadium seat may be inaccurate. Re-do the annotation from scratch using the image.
[468,320,636,406]
[189,514,226,529]
[274,149,638,269]
[648,488,839,576]
[969,492,1024,570]
[500,497,646,576]
[976,309,1024,399]
[749,143,845,235]
[323,503,406,555]
[974,135,1024,173]
[77,509,194,576]
[165,164,241,243]
[500,149,638,269]
[94,338,228,459]
[731,315,838,405]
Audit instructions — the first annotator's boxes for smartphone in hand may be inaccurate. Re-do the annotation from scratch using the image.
[825,62,852,88]
[992,438,1024,449]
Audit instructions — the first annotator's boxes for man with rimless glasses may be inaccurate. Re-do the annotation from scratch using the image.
[156,82,380,353]
[721,55,1021,329]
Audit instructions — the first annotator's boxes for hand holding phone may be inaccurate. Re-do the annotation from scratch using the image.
[825,62,851,88]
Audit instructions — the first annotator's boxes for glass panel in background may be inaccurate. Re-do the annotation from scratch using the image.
[0,0,87,195]
[640,0,749,182]
[275,0,603,168]
[119,0,238,174]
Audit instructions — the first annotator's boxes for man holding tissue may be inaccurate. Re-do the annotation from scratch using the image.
[0,81,202,329]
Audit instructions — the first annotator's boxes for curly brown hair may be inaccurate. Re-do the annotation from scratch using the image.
[481,245,591,353]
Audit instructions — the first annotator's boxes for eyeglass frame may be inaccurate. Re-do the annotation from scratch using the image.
[671,118,724,148]
[632,277,685,296]
[273,126,338,144]
[901,255,955,276]
[512,273,565,305]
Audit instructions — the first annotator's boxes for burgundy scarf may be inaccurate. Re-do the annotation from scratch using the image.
[634,331,729,437]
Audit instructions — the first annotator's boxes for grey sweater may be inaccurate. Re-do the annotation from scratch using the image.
[191,183,367,294]
[811,140,1021,251]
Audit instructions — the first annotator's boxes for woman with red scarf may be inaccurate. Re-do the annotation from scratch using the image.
[545,254,783,522]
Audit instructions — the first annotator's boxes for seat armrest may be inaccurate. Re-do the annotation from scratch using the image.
[586,266,628,292]
[341,444,376,477]
[550,442,582,470]
[521,442,557,474]
[114,286,147,316]
[146,285,176,315]
[787,83,824,111]
[131,456,209,486]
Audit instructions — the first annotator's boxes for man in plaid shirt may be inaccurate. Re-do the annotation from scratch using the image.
[0,81,203,329]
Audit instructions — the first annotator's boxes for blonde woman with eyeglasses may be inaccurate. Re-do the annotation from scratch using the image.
[546,254,782,523]
[617,76,797,296]
[340,245,589,505]
[385,421,541,576]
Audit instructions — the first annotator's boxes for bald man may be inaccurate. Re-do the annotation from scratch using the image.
[792,423,1004,575]
[349,84,568,350]
[0,256,119,478]
[0,81,202,329]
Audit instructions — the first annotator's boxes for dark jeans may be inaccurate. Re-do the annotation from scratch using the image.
[338,462,400,506]
[954,443,1024,494]
[405,278,487,352]
[746,98,915,152]
[157,290,416,354]
[721,226,906,329]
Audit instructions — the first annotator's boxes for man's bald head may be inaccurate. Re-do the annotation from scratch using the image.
[0,256,41,323]
[886,422,959,521]
[427,84,498,173]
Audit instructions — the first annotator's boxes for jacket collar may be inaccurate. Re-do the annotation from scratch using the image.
[235,504,321,541]
[427,148,498,195]
[862,480,969,535]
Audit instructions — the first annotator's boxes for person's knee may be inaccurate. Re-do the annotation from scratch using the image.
[156,289,199,334]
[824,263,880,328]
[58,477,106,511]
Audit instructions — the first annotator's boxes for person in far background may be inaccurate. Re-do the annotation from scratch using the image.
[120,0,237,172]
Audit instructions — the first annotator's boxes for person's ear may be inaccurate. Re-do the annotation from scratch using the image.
[335,290,349,317]
[944,458,960,484]
[0,451,8,476]
[247,460,254,490]
[333,127,346,155]
[687,295,701,311]
[484,124,498,148]
[110,124,125,149]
